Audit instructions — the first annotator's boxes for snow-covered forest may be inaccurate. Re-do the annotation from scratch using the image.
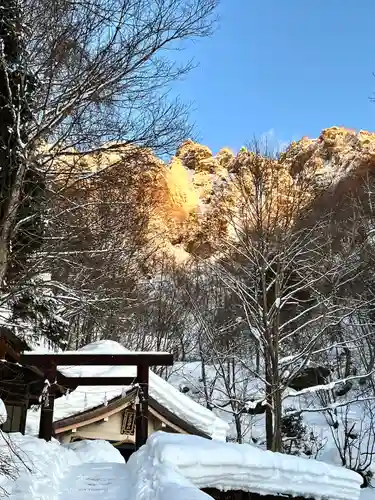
[1,0,375,496]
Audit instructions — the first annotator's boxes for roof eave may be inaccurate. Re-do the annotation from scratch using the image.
[53,390,212,440]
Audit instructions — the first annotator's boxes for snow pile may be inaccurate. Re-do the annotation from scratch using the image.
[0,433,78,498]
[130,431,362,500]
[0,431,124,499]
[27,340,228,441]
[360,489,375,500]
[127,438,211,500]
[168,361,263,401]
[65,438,125,464]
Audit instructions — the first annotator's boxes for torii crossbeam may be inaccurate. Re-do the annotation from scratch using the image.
[20,351,173,449]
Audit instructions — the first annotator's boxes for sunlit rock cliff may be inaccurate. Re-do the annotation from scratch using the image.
[51,127,375,265]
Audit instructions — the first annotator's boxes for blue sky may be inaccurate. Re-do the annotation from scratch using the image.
[174,0,375,153]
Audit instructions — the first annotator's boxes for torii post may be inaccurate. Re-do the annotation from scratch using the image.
[20,352,174,449]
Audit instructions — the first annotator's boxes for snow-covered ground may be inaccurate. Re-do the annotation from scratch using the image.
[22,339,375,496]
[0,431,126,499]
[0,428,366,500]
[26,340,228,441]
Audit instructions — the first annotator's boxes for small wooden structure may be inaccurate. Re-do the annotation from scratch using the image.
[53,386,213,460]
[19,351,173,449]
[0,329,71,434]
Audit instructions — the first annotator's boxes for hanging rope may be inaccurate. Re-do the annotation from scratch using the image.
[39,379,51,406]
[134,386,140,407]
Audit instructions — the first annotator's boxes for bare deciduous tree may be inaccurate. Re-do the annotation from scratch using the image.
[24,0,218,155]
[0,0,219,346]
[206,144,373,451]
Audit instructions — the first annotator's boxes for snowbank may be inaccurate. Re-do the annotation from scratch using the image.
[64,438,125,464]
[27,340,228,441]
[129,431,362,500]
[127,442,212,500]
[0,431,124,499]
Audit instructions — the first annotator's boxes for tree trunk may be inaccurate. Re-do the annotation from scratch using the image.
[0,160,27,284]
[234,413,243,444]
[271,273,282,452]
[0,0,38,287]
[272,384,282,452]
[265,355,274,450]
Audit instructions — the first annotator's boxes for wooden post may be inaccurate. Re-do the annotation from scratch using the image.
[135,363,149,450]
[38,365,56,441]
[0,335,6,360]
[39,395,55,441]
[19,387,29,435]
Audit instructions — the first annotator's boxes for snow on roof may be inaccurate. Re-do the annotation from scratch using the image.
[27,340,228,441]
[129,431,362,500]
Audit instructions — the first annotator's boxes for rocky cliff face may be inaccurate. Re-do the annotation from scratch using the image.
[156,127,375,261]
[52,127,375,265]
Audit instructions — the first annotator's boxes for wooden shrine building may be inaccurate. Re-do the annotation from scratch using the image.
[52,385,214,460]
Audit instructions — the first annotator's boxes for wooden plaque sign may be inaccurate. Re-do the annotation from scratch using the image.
[121,408,135,435]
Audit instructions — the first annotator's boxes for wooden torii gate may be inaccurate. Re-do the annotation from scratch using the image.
[20,352,173,450]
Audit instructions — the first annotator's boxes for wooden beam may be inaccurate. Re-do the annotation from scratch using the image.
[62,376,136,387]
[0,335,6,360]
[148,406,188,435]
[135,363,149,450]
[54,399,133,434]
[0,335,21,362]
[5,343,21,362]
[20,352,173,367]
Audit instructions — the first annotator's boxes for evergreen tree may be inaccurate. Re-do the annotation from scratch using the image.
[0,0,41,283]
[0,1,65,347]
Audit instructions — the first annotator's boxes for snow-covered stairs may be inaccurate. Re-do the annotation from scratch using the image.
[58,462,130,500]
